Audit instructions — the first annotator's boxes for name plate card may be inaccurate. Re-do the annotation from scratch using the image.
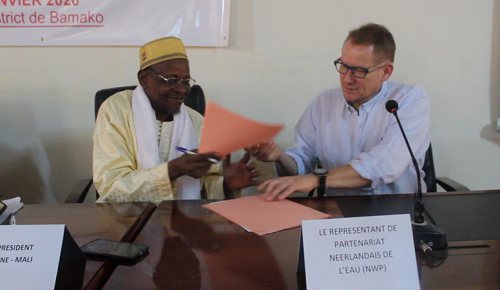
[301,214,419,290]
[0,224,65,290]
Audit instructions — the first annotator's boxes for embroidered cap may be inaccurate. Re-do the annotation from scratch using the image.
[139,36,188,70]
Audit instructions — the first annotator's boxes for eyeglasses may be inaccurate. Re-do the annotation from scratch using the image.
[147,68,196,87]
[334,58,387,79]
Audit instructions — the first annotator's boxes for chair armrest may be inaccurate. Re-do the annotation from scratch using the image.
[435,176,470,192]
[65,178,93,203]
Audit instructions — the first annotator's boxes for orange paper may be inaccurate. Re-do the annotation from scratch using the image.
[198,102,283,155]
[202,195,332,236]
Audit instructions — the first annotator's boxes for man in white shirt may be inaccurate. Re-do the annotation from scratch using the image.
[252,23,430,200]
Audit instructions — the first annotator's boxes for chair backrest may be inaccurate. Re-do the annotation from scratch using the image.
[183,84,206,116]
[95,86,136,119]
[94,84,206,118]
[422,144,437,192]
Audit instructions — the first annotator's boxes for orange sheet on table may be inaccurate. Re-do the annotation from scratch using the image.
[198,102,283,155]
[202,195,332,236]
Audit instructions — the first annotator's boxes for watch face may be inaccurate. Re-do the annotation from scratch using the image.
[314,168,328,175]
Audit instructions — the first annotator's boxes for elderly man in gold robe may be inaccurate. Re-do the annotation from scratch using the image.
[93,37,256,203]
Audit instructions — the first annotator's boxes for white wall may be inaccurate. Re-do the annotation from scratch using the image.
[0,0,498,203]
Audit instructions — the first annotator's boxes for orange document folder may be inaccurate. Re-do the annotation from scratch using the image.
[203,195,332,236]
[199,102,283,155]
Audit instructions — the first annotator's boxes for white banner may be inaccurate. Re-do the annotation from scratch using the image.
[0,0,230,46]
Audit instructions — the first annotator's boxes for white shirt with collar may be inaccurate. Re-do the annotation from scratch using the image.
[286,80,431,195]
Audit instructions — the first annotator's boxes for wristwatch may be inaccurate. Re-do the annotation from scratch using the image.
[313,168,328,197]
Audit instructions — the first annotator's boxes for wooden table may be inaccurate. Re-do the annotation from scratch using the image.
[99,190,500,290]
[15,202,155,289]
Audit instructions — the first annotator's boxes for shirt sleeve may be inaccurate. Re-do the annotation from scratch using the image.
[350,86,431,189]
[202,163,225,200]
[285,95,323,175]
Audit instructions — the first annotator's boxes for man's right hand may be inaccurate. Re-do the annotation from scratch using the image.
[246,141,283,162]
[168,152,220,180]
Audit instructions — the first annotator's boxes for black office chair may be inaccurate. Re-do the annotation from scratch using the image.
[309,144,469,197]
[65,85,206,203]
[422,144,469,192]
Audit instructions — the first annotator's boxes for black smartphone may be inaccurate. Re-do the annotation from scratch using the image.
[80,239,149,264]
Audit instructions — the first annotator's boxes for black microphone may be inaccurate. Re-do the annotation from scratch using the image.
[386,100,423,202]
[385,100,447,253]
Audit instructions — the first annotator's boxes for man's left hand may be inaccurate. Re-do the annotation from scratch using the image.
[223,152,259,192]
[258,174,317,201]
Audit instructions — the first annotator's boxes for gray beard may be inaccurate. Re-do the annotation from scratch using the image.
[166,106,181,116]
[153,105,181,120]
